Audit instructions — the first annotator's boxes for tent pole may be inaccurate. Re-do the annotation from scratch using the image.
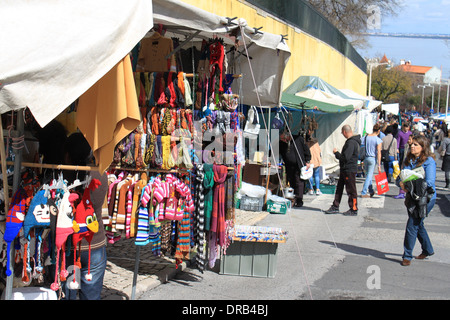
[3,109,24,300]
[0,115,10,218]
[0,116,12,300]
[264,109,270,203]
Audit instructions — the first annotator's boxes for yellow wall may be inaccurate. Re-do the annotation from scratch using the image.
[181,0,368,95]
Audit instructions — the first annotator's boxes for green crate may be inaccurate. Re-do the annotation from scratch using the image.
[266,199,290,214]
[220,240,278,278]
[319,183,336,194]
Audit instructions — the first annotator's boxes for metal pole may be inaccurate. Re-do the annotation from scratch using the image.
[131,246,141,300]
[438,83,441,113]
[446,81,449,120]
[368,64,373,97]
[431,85,435,113]
[421,86,425,115]
[5,109,24,300]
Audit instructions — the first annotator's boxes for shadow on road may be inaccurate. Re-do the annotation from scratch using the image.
[319,240,402,264]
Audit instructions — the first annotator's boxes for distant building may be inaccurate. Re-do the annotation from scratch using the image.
[395,59,441,84]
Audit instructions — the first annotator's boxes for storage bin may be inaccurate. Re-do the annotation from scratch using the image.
[239,196,264,211]
[220,240,279,278]
[319,183,336,194]
[266,199,291,214]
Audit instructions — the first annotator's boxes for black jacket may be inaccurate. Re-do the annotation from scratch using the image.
[280,134,311,171]
[404,178,435,219]
[334,134,361,173]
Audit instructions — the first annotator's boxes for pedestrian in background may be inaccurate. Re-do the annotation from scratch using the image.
[306,135,323,195]
[279,130,311,208]
[397,122,412,167]
[324,125,361,216]
[399,135,436,266]
[394,122,412,199]
[361,124,382,198]
[381,126,397,183]
[439,129,450,188]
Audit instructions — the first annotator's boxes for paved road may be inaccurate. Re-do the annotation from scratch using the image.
[137,162,450,302]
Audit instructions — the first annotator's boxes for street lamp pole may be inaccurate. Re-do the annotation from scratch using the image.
[418,85,425,115]
[367,60,389,98]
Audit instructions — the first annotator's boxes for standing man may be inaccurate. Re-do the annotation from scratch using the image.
[325,125,361,216]
[279,130,311,208]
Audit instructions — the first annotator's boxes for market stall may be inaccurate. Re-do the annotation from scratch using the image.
[0,0,290,300]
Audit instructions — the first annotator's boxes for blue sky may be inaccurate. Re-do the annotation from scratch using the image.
[358,0,450,79]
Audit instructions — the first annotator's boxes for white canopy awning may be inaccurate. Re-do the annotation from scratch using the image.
[0,0,154,127]
[382,103,399,115]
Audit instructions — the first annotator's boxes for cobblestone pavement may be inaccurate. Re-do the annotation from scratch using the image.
[101,209,269,300]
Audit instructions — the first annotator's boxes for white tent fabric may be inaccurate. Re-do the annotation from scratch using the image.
[0,0,154,127]
[152,0,291,107]
[382,103,399,115]
[295,88,364,110]
[340,89,382,111]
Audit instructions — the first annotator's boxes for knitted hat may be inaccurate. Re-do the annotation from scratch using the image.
[51,190,79,291]
[23,190,53,238]
[70,179,100,289]
[4,187,29,277]
[22,189,56,283]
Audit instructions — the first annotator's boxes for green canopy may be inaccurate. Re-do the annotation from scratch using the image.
[281,76,356,113]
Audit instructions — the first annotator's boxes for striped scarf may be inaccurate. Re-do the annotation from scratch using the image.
[194,164,206,271]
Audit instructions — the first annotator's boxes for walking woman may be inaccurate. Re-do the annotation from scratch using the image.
[399,135,436,266]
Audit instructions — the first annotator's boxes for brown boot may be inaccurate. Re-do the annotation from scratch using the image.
[401,259,411,266]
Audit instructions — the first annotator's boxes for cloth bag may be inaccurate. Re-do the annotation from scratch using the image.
[243,106,260,139]
[300,164,314,180]
[375,171,389,195]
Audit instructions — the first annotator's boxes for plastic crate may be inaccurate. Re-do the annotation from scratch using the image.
[266,199,291,214]
[239,196,264,211]
[319,183,336,194]
[220,240,278,278]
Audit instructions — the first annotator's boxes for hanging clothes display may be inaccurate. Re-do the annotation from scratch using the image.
[0,25,250,299]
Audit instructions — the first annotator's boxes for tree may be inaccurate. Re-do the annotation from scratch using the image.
[370,66,413,102]
[305,0,402,48]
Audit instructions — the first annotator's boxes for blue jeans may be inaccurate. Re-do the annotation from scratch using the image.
[63,246,107,300]
[383,155,395,180]
[362,157,376,195]
[308,167,321,190]
[403,216,434,260]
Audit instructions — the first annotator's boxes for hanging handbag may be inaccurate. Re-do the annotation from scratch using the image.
[359,136,367,161]
[271,112,284,130]
[381,136,394,163]
[243,106,260,139]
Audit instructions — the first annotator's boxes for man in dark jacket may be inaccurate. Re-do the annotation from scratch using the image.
[280,131,311,208]
[325,125,361,216]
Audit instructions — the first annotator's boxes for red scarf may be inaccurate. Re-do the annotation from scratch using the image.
[211,164,228,247]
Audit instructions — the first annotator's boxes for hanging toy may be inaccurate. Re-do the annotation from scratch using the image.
[70,179,100,289]
[51,189,79,291]
[3,187,30,277]
[22,189,56,283]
